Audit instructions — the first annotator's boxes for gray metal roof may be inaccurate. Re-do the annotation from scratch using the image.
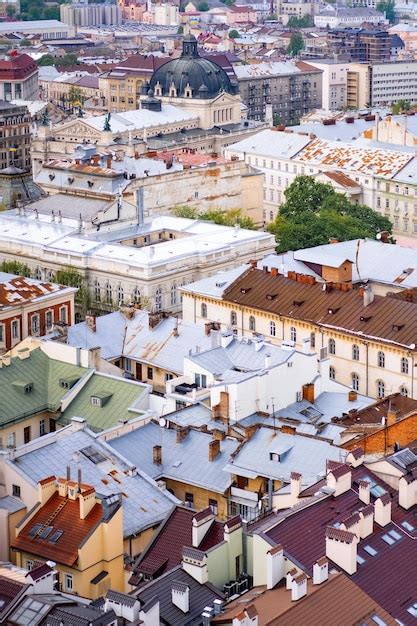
[0,495,25,513]
[8,426,178,538]
[224,427,345,483]
[108,422,239,494]
[135,565,223,626]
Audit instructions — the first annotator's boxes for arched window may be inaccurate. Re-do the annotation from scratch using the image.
[249,316,256,331]
[117,285,124,305]
[94,279,100,302]
[47,270,55,282]
[328,338,336,355]
[105,282,112,305]
[377,380,385,399]
[230,311,237,326]
[329,366,336,380]
[132,286,140,304]
[401,357,409,374]
[270,321,276,337]
[170,284,177,307]
[352,344,360,361]
[290,326,297,342]
[155,288,162,312]
[378,351,385,368]
[351,372,359,392]
[201,303,207,318]
[35,267,42,280]
[310,332,315,348]
[400,385,408,397]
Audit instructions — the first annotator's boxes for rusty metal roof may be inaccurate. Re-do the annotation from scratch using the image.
[223,268,417,349]
[0,273,73,309]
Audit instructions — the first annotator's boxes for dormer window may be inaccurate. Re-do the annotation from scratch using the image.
[90,393,113,407]
[91,396,101,407]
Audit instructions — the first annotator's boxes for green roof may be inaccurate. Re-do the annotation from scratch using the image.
[0,348,87,428]
[60,373,146,432]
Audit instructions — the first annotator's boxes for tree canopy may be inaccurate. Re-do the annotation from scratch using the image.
[377,0,395,22]
[0,260,31,277]
[172,205,257,229]
[391,99,411,115]
[229,29,240,39]
[287,14,313,27]
[268,176,393,252]
[287,32,304,56]
[197,1,209,10]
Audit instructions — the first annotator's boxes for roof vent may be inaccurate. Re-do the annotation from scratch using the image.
[266,293,277,300]
[392,324,404,331]
[240,287,251,294]
[360,315,372,322]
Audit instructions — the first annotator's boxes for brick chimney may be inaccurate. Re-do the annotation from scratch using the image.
[208,439,220,461]
[266,544,284,590]
[176,426,189,443]
[153,445,162,465]
[374,494,391,527]
[79,486,96,520]
[358,480,370,504]
[313,557,328,585]
[399,473,417,509]
[326,465,352,497]
[212,391,229,423]
[85,314,96,333]
[348,390,357,402]
[386,408,399,427]
[302,383,314,404]
[325,527,357,574]
[291,573,307,601]
[171,581,189,613]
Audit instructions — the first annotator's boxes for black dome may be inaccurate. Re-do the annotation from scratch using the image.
[149,35,238,99]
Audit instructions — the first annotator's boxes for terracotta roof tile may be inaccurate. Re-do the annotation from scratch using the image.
[329,465,351,479]
[325,527,355,543]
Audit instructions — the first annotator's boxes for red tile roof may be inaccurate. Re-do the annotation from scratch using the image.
[0,575,27,613]
[0,276,69,308]
[325,527,355,543]
[11,492,103,567]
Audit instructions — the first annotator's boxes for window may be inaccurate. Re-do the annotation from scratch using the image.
[147,367,153,380]
[7,432,15,447]
[201,303,207,318]
[401,357,409,374]
[165,373,174,382]
[230,311,237,326]
[12,320,19,339]
[12,484,21,498]
[31,315,39,335]
[59,306,67,324]
[39,419,45,436]
[249,316,256,331]
[124,358,132,373]
[351,373,359,392]
[269,321,276,337]
[25,560,33,571]
[377,380,385,399]
[310,332,315,348]
[329,366,336,380]
[155,288,162,312]
[105,283,112,305]
[170,284,177,307]
[185,492,194,508]
[64,573,73,592]
[91,396,101,407]
[209,499,218,515]
[407,603,417,618]
[352,344,359,361]
[377,351,385,368]
[400,385,408,397]
[195,373,207,388]
[94,280,101,302]
[328,338,336,355]
[290,326,297,342]
[363,545,378,556]
[0,323,3,342]
[45,310,53,330]
[132,287,140,304]
[117,285,124,305]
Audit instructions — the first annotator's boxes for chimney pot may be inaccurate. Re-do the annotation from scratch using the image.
[176,426,189,444]
[302,383,315,404]
[153,445,162,465]
[348,390,357,402]
[208,439,220,461]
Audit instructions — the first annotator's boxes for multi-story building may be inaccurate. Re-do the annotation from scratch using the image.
[327,29,391,63]
[11,476,124,598]
[368,60,417,106]
[0,101,31,171]
[60,2,122,28]
[182,265,417,401]
[0,19,69,40]
[0,52,38,102]
[307,60,347,111]
[233,61,322,125]
[314,6,387,28]
[0,272,76,353]
[346,62,370,108]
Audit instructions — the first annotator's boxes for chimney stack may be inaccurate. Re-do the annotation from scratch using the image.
[327,465,352,497]
[266,544,284,589]
[173,318,179,338]
[363,285,374,307]
[171,581,190,613]
[66,466,71,481]
[176,426,189,444]
[290,472,302,500]
[374,494,391,527]
[85,314,96,333]
[313,558,328,585]
[291,573,307,601]
[358,480,370,504]
[302,383,315,404]
[153,445,162,465]
[208,439,220,462]
[348,390,357,402]
[77,467,82,489]
[387,408,399,427]
[399,473,417,510]
[325,527,357,574]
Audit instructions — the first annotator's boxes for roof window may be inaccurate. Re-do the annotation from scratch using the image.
[407,603,417,618]
[401,520,414,532]
[363,545,377,556]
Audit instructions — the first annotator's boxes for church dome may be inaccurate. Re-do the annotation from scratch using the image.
[149,35,238,99]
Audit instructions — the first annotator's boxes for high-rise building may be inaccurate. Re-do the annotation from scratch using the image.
[60,3,122,27]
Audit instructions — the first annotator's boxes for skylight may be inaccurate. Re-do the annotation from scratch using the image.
[407,603,417,618]
[401,521,414,532]
[356,554,366,565]
[81,445,107,464]
[382,534,395,545]
[28,524,42,538]
[39,526,53,540]
[49,529,64,544]
[363,545,378,556]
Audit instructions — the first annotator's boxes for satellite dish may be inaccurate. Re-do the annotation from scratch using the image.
[159,417,166,428]
[376,232,382,240]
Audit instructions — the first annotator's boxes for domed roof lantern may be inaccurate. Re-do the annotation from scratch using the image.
[182,34,198,58]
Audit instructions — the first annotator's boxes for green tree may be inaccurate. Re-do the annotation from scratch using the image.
[6,4,16,17]
[197,1,209,10]
[391,99,411,114]
[229,29,240,38]
[177,24,184,34]
[377,0,395,22]
[172,205,198,219]
[0,260,31,277]
[55,266,89,314]
[266,13,278,19]
[287,14,313,27]
[268,176,392,252]
[287,32,304,56]
[19,38,31,47]
[68,86,83,106]
[37,54,55,66]
[172,205,256,229]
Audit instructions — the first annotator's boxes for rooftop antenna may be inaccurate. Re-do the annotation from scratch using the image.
[271,397,276,430]
[355,238,362,283]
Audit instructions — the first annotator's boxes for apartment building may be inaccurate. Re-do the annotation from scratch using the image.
[327,29,391,63]
[307,60,347,111]
[11,476,124,598]
[369,60,417,106]
[233,61,322,125]
[0,101,32,171]
[60,3,122,28]
[0,52,38,102]
[182,265,417,401]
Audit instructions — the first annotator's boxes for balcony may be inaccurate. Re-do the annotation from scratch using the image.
[165,375,210,404]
